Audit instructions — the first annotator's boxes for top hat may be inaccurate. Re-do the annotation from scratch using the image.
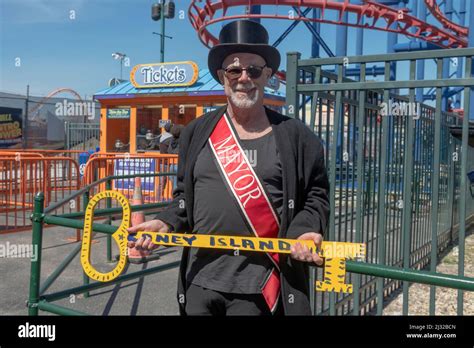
[208,20,281,83]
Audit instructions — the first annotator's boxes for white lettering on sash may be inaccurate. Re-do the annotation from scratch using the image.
[214,135,237,156]
[219,146,263,208]
[233,174,254,191]
[238,187,262,207]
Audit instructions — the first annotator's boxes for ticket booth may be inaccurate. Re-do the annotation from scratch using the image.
[94,61,286,154]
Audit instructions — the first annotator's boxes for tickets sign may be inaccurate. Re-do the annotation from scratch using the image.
[130,61,199,88]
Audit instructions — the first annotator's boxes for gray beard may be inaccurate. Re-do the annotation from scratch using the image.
[229,88,260,109]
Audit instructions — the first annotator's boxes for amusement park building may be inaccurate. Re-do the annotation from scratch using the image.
[93,67,285,154]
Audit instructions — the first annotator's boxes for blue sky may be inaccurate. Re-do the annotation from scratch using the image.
[0,0,469,98]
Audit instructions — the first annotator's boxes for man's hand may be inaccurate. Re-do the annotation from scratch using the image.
[127,219,171,251]
[290,232,324,266]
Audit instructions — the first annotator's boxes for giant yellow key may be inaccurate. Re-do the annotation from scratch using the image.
[81,191,366,293]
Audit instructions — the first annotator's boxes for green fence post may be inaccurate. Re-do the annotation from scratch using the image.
[286,52,301,119]
[457,56,472,315]
[106,180,112,262]
[28,192,44,316]
[353,63,367,315]
[376,62,391,315]
[400,61,417,315]
[83,190,90,298]
[429,59,443,314]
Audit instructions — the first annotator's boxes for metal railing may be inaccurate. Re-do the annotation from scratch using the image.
[286,47,474,315]
[65,122,100,154]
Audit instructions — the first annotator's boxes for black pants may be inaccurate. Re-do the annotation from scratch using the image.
[184,283,283,316]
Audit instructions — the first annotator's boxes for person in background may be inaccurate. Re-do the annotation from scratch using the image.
[159,122,173,153]
[166,124,183,190]
[167,124,184,155]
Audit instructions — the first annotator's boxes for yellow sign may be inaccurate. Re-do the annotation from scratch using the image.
[130,61,199,88]
[81,191,366,293]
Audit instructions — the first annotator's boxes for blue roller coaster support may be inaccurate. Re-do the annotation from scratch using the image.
[335,0,348,163]
[442,0,453,112]
[455,0,467,109]
[249,5,261,23]
[311,8,320,58]
[293,6,334,57]
[416,1,427,104]
[272,8,311,48]
[354,0,364,76]
[415,0,427,166]
[324,66,385,77]
[393,42,441,52]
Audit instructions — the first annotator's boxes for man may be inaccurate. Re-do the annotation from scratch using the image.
[128,20,330,315]
[159,121,173,153]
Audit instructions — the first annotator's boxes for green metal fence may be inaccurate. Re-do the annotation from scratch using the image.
[27,173,178,316]
[286,47,474,315]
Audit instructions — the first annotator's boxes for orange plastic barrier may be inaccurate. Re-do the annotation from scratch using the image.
[0,156,80,234]
[0,149,84,163]
[82,153,178,209]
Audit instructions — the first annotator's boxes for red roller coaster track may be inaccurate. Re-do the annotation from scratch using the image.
[188,0,468,50]
[424,0,468,38]
[29,88,83,120]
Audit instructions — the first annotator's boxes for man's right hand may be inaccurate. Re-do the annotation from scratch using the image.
[127,219,171,251]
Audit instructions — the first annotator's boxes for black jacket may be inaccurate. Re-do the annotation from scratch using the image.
[155,105,330,315]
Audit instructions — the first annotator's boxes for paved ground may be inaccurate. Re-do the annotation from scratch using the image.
[383,233,474,315]
[0,220,182,316]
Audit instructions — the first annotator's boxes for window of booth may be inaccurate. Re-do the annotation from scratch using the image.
[136,106,162,152]
[106,106,131,152]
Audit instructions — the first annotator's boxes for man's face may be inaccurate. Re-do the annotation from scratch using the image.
[217,53,272,109]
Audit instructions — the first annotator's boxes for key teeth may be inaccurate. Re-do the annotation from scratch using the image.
[315,282,353,294]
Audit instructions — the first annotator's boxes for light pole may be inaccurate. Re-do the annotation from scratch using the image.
[151,1,175,63]
[152,32,173,62]
[111,52,127,80]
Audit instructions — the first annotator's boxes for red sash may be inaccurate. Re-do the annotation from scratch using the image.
[208,113,281,313]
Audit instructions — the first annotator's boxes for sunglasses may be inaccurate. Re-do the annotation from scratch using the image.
[223,64,267,80]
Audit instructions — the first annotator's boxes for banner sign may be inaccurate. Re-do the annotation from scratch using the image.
[107,108,130,119]
[130,61,199,88]
[0,107,22,148]
[113,158,156,191]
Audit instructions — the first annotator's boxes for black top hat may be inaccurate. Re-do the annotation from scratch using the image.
[208,20,281,83]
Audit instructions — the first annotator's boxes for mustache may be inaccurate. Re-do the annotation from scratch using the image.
[232,84,256,91]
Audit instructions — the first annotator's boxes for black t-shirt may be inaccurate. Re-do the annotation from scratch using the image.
[187,130,283,294]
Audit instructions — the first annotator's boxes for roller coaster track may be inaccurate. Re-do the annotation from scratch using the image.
[188,0,467,50]
[29,88,83,121]
[424,0,468,38]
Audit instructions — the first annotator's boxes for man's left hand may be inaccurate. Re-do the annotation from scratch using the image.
[290,232,324,266]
